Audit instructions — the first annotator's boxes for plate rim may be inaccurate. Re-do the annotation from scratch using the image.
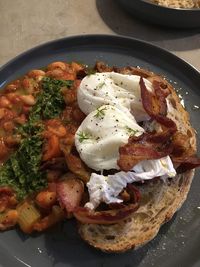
[0,34,200,77]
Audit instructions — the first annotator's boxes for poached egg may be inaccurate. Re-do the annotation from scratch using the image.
[77,72,153,122]
[75,105,144,171]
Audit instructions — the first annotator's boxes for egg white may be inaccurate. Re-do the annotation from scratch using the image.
[75,105,144,171]
[77,72,153,122]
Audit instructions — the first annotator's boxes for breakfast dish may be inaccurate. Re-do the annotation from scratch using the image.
[151,0,200,8]
[1,35,200,267]
[0,59,200,253]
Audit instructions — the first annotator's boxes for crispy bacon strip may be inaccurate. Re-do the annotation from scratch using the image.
[74,183,140,224]
[140,77,177,130]
[109,184,141,210]
[127,184,141,203]
[73,202,139,225]
[118,131,174,171]
[95,61,113,73]
[118,78,178,171]
[140,78,167,116]
[173,156,200,174]
[114,66,152,78]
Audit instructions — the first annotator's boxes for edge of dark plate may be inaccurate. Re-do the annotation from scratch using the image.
[1,34,200,81]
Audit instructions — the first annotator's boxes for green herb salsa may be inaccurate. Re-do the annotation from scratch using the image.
[0,77,73,200]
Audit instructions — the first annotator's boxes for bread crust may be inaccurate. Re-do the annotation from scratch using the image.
[78,170,194,252]
[78,67,197,252]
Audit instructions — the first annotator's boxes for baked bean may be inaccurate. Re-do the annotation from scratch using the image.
[21,78,36,93]
[14,114,26,125]
[0,187,18,212]
[5,80,21,92]
[36,191,57,209]
[47,61,67,71]
[4,135,21,148]
[0,210,18,230]
[46,119,67,137]
[20,95,35,106]
[62,87,77,104]
[0,108,5,120]
[28,70,45,81]
[3,121,15,132]
[46,69,76,80]
[71,62,84,73]
[0,96,11,108]
[0,139,10,161]
[1,109,16,120]
[46,69,64,78]
[6,93,21,105]
[22,105,31,114]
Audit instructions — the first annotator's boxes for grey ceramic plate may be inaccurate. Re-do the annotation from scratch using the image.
[0,35,200,267]
[116,0,200,28]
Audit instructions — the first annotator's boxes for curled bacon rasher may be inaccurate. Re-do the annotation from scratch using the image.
[119,77,200,173]
[140,77,177,130]
[146,78,200,172]
[118,78,177,171]
[73,202,139,225]
[173,156,200,174]
[73,183,141,225]
[118,131,174,171]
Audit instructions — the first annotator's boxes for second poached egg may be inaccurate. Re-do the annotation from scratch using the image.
[75,105,144,171]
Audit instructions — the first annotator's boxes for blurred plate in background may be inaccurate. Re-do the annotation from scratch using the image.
[116,0,200,28]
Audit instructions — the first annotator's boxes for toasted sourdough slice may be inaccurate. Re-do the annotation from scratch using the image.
[78,66,197,252]
[78,170,194,252]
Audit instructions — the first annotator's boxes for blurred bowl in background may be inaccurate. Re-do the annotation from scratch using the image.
[116,0,200,28]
